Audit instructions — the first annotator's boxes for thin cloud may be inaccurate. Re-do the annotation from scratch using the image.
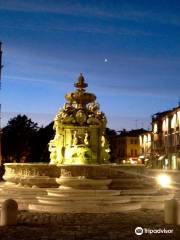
[0,0,179,26]
[4,75,62,85]
[0,21,155,37]
[94,82,180,98]
[3,75,74,89]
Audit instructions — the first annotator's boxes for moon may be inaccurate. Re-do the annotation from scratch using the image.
[104,58,108,62]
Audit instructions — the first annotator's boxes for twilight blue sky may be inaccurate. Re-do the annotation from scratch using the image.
[0,0,180,130]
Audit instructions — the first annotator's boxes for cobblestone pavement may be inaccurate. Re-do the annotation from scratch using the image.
[0,210,180,240]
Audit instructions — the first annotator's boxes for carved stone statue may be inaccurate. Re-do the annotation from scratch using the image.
[75,110,87,125]
[72,131,78,146]
[49,139,57,164]
[101,134,110,163]
[84,132,89,146]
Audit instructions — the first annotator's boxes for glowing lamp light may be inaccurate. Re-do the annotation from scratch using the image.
[157,174,171,188]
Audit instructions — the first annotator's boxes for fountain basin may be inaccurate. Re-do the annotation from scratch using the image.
[3,163,149,189]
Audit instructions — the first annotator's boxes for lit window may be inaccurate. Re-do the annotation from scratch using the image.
[163,118,169,132]
[139,136,142,145]
[177,111,180,125]
[162,120,166,132]
[171,114,176,129]
[153,123,158,133]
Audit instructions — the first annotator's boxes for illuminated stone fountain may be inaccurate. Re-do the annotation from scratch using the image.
[49,73,110,165]
[2,75,166,213]
[48,73,112,190]
[3,74,111,189]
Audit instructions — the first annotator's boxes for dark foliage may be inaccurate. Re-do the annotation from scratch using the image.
[2,115,38,162]
[30,122,54,162]
[105,128,117,163]
[2,115,54,163]
[106,128,117,136]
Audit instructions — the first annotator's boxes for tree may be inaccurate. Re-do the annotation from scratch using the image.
[106,128,117,136]
[30,122,54,162]
[2,115,38,163]
[106,128,117,163]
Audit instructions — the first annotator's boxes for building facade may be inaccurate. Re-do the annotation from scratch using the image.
[139,131,152,165]
[109,129,147,164]
[151,106,180,169]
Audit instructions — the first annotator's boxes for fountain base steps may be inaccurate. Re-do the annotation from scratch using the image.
[28,187,174,213]
[47,189,120,196]
[0,182,175,212]
[28,202,141,213]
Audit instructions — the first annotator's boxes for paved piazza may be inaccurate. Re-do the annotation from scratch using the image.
[0,210,180,240]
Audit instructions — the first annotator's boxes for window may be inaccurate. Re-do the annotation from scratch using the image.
[131,149,133,157]
[139,136,142,145]
[153,123,158,133]
[135,149,137,156]
[171,114,176,129]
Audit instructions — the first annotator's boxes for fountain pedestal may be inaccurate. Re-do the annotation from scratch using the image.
[57,177,111,190]
[56,165,112,190]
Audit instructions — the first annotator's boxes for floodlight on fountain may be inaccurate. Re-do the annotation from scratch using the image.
[156,174,171,188]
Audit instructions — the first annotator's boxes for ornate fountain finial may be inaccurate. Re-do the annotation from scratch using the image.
[65,74,96,106]
[74,73,88,89]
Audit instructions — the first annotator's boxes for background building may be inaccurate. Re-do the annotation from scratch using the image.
[139,131,152,165]
[151,105,180,169]
[109,129,147,164]
[109,104,180,170]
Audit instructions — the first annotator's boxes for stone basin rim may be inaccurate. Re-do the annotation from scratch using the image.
[4,163,145,166]
[4,163,120,167]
